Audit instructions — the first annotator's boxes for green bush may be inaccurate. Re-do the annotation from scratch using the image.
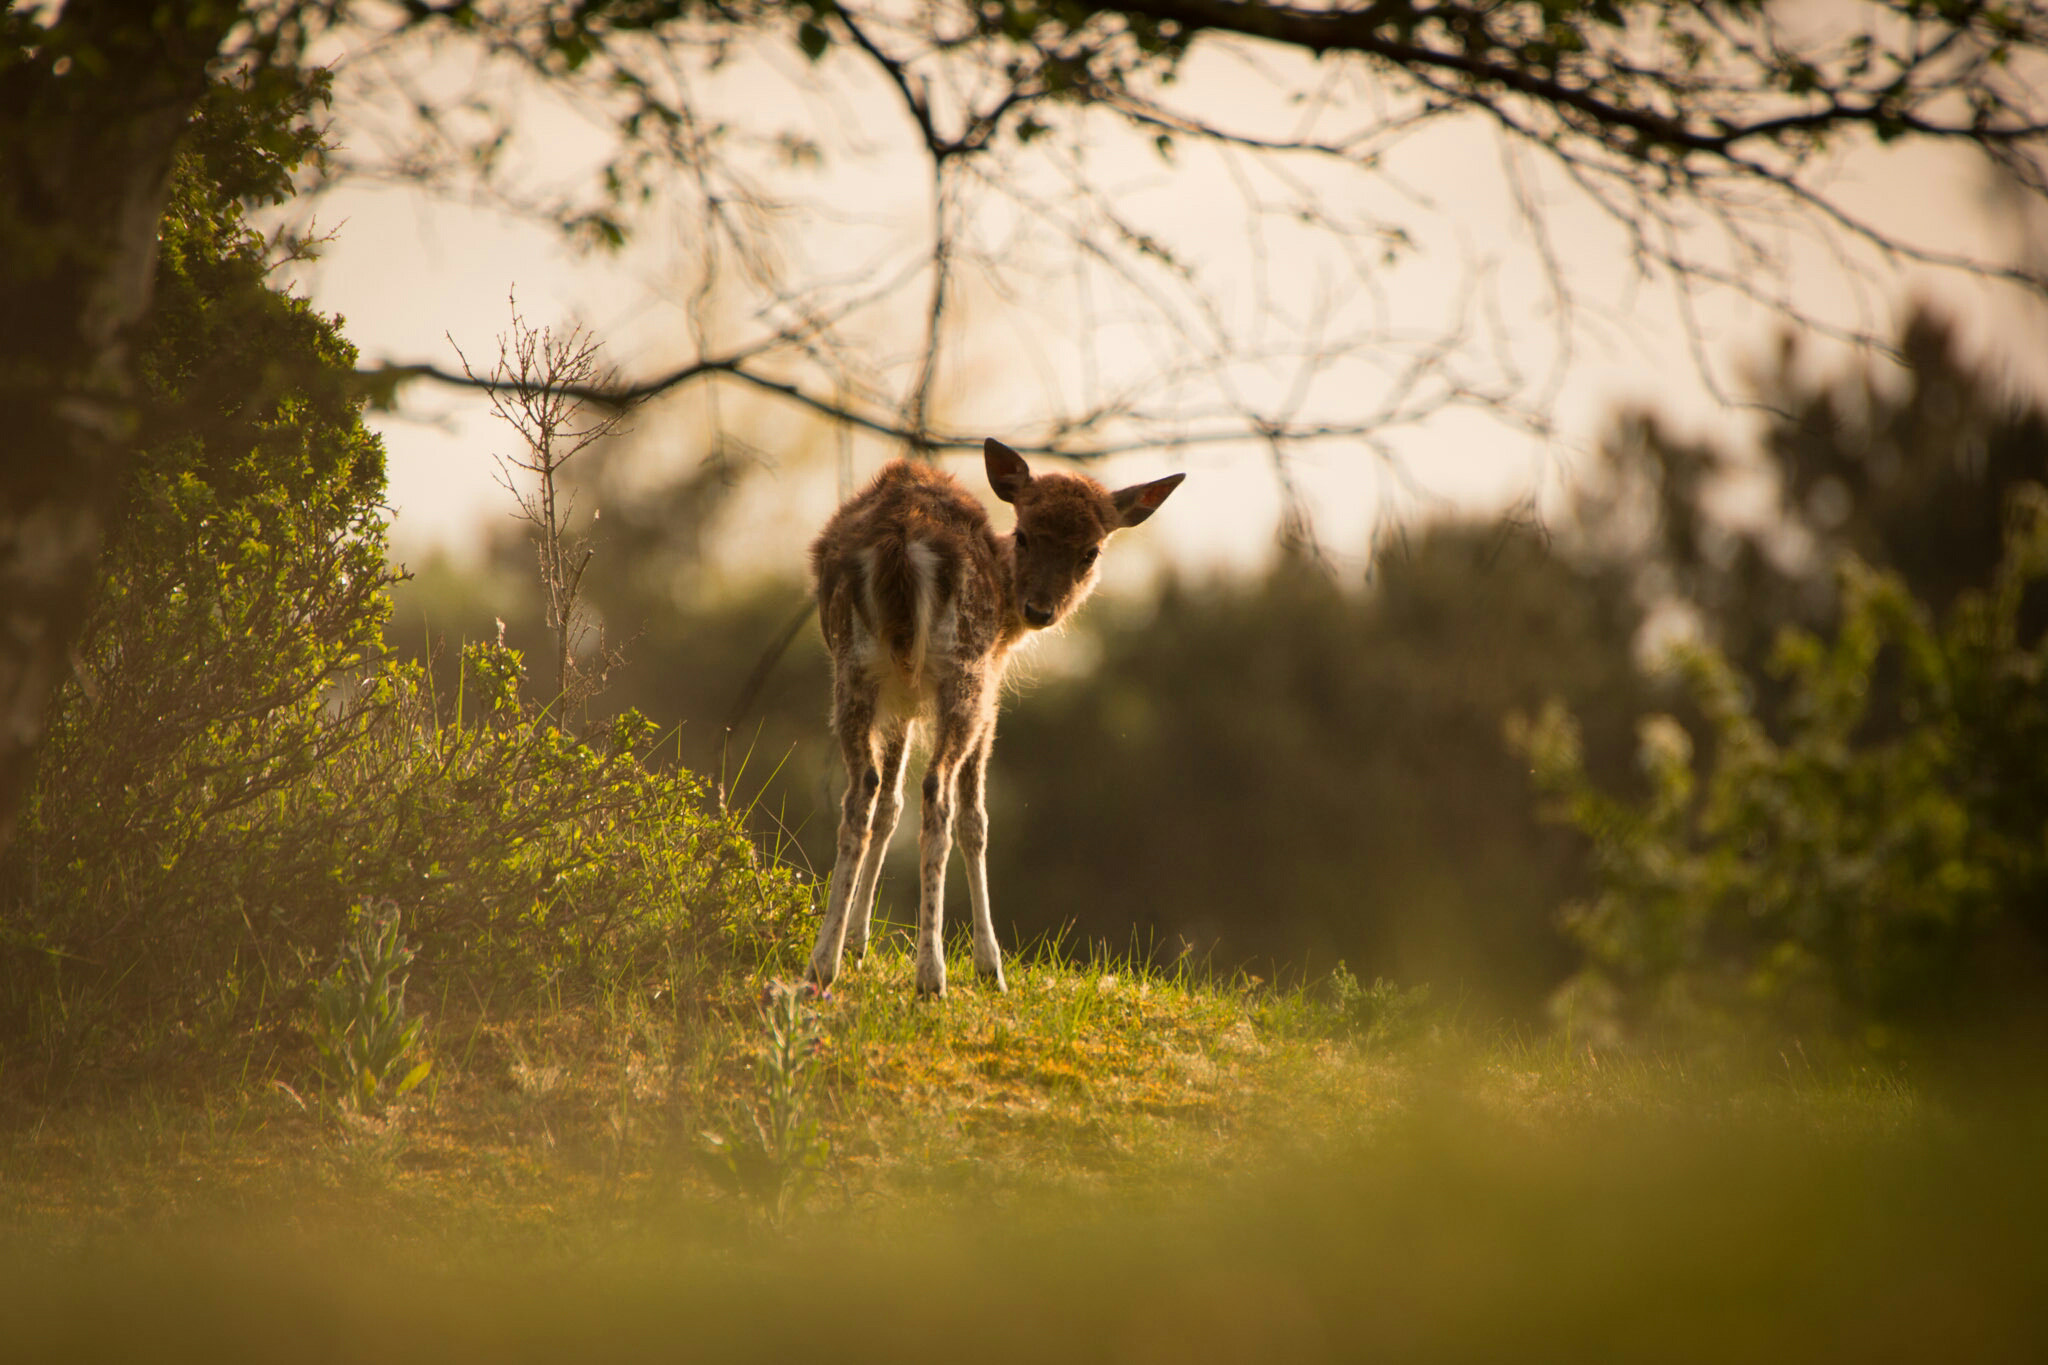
[286,645,810,988]
[62,68,394,862]
[3,638,811,1072]
[1517,486,2048,1048]
[0,69,398,1071]
[0,74,811,1086]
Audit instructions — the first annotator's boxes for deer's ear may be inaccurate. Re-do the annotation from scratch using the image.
[985,438,1032,503]
[1112,472,1185,528]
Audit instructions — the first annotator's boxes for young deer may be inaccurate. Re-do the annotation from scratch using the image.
[806,439,1184,997]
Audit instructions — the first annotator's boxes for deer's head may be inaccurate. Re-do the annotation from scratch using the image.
[984,438,1184,631]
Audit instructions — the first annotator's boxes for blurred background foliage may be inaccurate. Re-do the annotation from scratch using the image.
[1529,309,2048,1050]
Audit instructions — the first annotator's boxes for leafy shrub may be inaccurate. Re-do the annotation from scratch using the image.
[2,640,811,1076]
[0,69,400,1074]
[285,645,811,987]
[53,68,394,871]
[1516,486,2048,1048]
[0,74,810,1085]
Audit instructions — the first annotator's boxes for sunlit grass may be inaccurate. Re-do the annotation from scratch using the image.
[3,937,1388,1230]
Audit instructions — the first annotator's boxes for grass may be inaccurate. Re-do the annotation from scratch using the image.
[0,938,1386,1232]
[1,933,2040,1363]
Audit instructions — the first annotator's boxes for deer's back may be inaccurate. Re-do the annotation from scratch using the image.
[812,461,1010,697]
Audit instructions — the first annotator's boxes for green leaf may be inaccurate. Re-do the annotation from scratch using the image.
[395,1060,433,1096]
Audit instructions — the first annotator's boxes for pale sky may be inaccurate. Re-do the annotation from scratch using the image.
[283,20,2044,595]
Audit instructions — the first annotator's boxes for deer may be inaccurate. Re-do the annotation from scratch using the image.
[805,438,1184,998]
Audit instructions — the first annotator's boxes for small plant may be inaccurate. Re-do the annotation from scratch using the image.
[703,979,831,1222]
[1326,963,1433,1049]
[312,899,432,1112]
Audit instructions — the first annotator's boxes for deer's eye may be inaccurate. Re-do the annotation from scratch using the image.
[1081,548,1100,568]
[1014,530,1029,551]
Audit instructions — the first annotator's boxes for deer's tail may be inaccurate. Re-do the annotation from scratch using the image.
[865,533,942,686]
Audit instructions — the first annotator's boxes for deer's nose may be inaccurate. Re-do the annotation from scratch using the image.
[1023,602,1054,628]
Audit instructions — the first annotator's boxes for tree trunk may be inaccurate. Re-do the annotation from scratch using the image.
[0,2,231,848]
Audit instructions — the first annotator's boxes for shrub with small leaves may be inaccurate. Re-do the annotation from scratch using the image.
[313,900,432,1112]
[0,73,812,1086]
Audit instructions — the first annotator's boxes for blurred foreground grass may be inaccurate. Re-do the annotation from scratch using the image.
[2,941,2040,1363]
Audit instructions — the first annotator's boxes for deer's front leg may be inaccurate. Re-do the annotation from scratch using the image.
[914,759,955,999]
[956,728,1006,992]
[915,697,982,999]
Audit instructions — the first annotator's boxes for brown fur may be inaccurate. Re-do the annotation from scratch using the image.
[812,460,995,684]
[806,439,1183,997]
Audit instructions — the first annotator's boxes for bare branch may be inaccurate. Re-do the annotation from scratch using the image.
[461,295,640,709]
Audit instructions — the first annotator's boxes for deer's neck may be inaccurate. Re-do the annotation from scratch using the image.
[992,532,1031,649]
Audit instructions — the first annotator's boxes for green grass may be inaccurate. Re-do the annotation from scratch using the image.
[2,937,2040,1363]
[1,939,1384,1229]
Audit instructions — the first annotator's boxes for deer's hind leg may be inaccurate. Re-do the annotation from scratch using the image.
[842,720,911,964]
[808,673,888,988]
